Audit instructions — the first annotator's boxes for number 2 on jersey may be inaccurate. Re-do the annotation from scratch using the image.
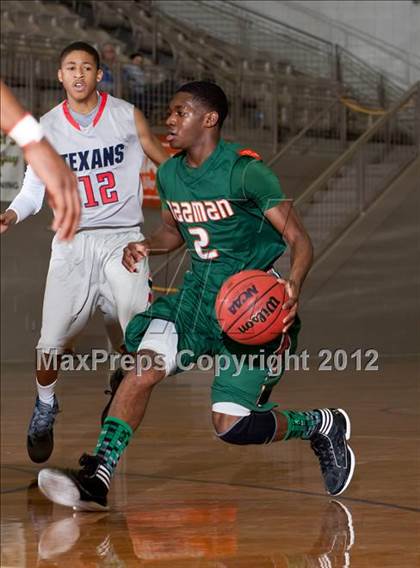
[78,172,118,208]
[188,227,219,260]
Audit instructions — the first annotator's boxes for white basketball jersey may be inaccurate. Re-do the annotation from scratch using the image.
[41,93,145,229]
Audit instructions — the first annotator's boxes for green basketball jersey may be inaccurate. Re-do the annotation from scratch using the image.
[157,139,287,293]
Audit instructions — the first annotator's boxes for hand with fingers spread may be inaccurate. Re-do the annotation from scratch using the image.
[122,240,151,272]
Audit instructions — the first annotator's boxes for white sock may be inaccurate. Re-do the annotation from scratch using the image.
[36,379,57,406]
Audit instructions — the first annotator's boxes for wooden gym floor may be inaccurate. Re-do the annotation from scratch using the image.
[1,357,419,567]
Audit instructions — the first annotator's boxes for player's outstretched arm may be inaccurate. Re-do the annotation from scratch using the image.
[122,209,184,272]
[133,108,169,166]
[0,80,81,240]
[265,202,313,331]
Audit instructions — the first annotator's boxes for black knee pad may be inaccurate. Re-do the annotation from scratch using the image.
[217,411,277,445]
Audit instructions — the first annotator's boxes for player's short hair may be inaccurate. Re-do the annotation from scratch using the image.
[176,81,229,128]
[59,42,100,69]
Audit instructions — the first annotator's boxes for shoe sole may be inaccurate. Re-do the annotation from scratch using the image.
[337,408,351,440]
[329,408,356,496]
[38,469,109,512]
[27,399,59,463]
[331,445,356,496]
[27,434,54,464]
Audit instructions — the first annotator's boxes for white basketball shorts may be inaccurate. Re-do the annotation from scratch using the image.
[37,227,151,353]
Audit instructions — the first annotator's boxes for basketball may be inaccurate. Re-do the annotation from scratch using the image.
[215,270,289,345]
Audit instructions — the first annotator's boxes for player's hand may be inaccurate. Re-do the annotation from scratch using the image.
[277,277,299,333]
[23,139,81,241]
[122,240,151,272]
[0,209,17,234]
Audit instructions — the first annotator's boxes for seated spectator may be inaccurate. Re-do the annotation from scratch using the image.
[123,53,146,109]
[124,53,174,121]
[99,43,118,94]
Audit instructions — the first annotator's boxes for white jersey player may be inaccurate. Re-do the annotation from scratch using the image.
[1,42,168,463]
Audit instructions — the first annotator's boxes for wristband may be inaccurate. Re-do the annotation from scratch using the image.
[8,114,44,148]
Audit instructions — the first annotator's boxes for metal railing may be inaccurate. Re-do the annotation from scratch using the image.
[153,0,405,109]
[154,0,335,78]
[278,0,420,87]
[268,99,345,167]
[334,46,405,107]
[293,82,420,259]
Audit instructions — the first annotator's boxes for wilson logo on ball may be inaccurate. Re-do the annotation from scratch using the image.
[215,270,289,345]
[228,285,258,315]
[237,296,281,334]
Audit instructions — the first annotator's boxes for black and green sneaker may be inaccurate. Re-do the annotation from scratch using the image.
[310,408,355,496]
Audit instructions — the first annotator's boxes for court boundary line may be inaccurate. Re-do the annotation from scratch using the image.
[1,464,419,513]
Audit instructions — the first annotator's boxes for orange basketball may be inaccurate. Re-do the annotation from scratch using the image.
[215,270,289,345]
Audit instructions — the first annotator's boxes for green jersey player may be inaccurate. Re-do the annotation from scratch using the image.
[38,82,355,511]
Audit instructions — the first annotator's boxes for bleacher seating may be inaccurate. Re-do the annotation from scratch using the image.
[0,0,355,137]
[1,0,125,51]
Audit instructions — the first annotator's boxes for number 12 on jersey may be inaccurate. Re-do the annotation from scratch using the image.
[78,172,118,208]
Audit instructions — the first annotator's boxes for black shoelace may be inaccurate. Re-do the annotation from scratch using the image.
[311,436,339,473]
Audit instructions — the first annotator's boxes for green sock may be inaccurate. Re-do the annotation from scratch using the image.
[94,417,133,477]
[281,410,322,440]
